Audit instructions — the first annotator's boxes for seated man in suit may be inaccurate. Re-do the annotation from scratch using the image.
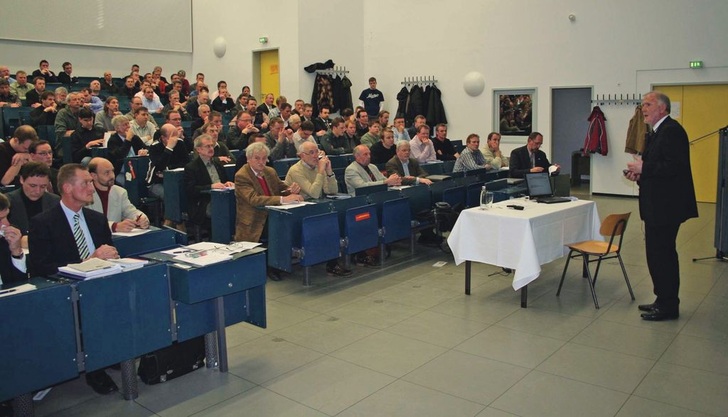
[184,135,234,227]
[28,163,120,395]
[147,121,190,200]
[0,193,28,286]
[345,144,401,195]
[87,157,149,232]
[7,162,60,247]
[70,107,106,164]
[108,115,149,183]
[235,141,302,280]
[509,131,560,178]
[385,141,432,185]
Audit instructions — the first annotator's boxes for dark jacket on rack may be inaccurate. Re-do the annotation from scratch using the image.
[396,87,409,120]
[426,85,447,127]
[583,106,608,156]
[625,105,647,154]
[340,76,353,112]
[406,85,424,126]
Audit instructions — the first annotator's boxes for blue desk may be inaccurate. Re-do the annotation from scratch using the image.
[209,189,236,243]
[112,226,179,257]
[141,248,267,372]
[0,279,76,403]
[163,169,186,223]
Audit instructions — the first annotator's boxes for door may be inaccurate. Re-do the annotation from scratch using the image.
[656,84,728,203]
[552,88,592,177]
[254,49,279,103]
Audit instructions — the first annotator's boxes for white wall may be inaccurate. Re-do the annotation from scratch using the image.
[2,0,727,196]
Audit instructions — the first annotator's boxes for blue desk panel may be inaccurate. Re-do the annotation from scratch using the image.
[77,263,172,372]
[0,280,77,402]
[163,170,186,223]
[266,203,332,272]
[210,189,236,243]
[113,227,179,258]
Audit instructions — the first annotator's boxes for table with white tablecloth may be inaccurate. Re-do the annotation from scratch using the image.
[447,198,601,306]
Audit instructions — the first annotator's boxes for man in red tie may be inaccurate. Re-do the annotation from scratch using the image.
[234,142,301,280]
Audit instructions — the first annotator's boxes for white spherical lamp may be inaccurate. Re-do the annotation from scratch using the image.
[463,71,485,97]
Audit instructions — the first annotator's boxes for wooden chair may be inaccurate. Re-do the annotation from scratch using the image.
[556,212,635,308]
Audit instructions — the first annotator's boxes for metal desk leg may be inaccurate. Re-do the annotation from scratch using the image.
[214,296,228,372]
[465,261,472,295]
[520,285,528,308]
[120,359,138,400]
[204,333,218,369]
[12,394,33,417]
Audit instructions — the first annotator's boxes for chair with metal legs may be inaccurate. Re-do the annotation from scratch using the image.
[557,212,635,309]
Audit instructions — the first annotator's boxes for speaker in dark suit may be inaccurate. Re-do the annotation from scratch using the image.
[626,92,698,321]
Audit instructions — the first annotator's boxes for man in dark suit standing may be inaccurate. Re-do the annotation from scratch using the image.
[0,193,27,286]
[509,131,560,178]
[28,163,120,394]
[626,92,698,321]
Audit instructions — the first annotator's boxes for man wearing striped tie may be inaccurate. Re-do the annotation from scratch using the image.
[28,163,120,394]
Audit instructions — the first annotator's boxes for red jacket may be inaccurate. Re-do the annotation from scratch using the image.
[583,106,608,156]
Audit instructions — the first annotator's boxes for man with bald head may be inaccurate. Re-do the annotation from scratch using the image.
[147,122,190,199]
[345,145,401,194]
[87,157,149,232]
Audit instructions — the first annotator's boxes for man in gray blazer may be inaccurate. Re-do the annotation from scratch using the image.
[344,145,401,194]
[87,157,149,232]
[7,162,60,247]
[385,141,433,186]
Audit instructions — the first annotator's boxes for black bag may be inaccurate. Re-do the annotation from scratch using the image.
[137,336,205,384]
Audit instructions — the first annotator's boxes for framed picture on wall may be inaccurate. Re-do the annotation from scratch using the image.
[494,88,537,143]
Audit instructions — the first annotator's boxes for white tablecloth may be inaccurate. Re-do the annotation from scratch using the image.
[448,198,601,290]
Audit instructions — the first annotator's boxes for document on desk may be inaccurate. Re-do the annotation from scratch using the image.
[172,251,232,267]
[108,258,150,271]
[266,201,315,209]
[58,258,124,279]
[112,228,152,237]
[0,283,37,298]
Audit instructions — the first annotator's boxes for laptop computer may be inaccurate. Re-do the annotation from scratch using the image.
[524,172,571,204]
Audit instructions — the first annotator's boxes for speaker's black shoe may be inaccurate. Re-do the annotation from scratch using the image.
[267,269,282,281]
[85,370,118,395]
[641,308,679,321]
[638,302,658,312]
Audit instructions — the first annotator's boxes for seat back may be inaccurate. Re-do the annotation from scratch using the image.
[601,212,631,253]
[301,212,341,267]
[380,197,412,244]
[465,182,485,208]
[355,182,387,196]
[124,156,151,206]
[421,161,444,175]
[343,204,379,254]
[442,185,466,209]
[400,185,432,217]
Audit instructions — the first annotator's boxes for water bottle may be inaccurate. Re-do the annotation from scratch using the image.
[480,185,487,210]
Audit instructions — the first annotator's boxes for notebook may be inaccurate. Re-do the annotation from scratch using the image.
[524,172,571,204]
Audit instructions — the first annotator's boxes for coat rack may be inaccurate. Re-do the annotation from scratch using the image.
[401,76,438,86]
[591,93,642,106]
[315,66,349,75]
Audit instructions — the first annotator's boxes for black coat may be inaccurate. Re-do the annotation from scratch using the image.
[184,157,228,225]
[638,116,698,225]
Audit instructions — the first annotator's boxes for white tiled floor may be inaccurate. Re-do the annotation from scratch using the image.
[32,192,728,416]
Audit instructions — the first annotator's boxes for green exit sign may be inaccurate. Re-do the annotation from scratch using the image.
[689,60,703,69]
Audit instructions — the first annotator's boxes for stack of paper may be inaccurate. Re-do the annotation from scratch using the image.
[58,258,123,280]
[108,258,149,271]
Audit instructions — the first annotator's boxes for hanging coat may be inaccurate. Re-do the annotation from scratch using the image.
[340,75,353,113]
[625,104,647,154]
[583,106,608,156]
[310,73,334,117]
[406,85,424,126]
[426,85,447,127]
[395,87,409,120]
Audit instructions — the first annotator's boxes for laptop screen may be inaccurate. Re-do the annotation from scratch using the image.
[525,172,553,198]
